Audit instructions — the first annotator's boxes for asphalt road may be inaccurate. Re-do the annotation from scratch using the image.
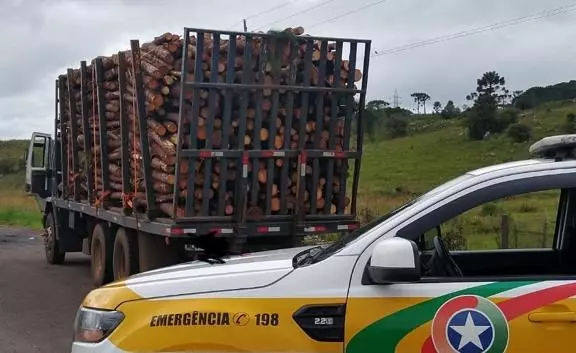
[0,226,93,353]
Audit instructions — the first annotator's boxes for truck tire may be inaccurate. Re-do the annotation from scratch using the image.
[44,213,65,264]
[91,223,114,287]
[113,228,139,281]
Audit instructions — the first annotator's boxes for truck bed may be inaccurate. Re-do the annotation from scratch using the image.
[53,27,371,246]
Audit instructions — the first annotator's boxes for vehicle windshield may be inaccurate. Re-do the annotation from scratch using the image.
[304,173,473,264]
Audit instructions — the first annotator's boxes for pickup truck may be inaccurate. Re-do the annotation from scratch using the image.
[72,134,576,353]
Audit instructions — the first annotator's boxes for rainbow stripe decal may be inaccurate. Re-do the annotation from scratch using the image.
[346,281,576,353]
[430,295,508,353]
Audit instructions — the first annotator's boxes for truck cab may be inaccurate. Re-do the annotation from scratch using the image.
[71,134,576,353]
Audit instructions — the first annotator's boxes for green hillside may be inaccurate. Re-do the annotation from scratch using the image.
[360,100,576,199]
[355,100,576,250]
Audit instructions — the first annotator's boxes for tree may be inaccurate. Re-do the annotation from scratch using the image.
[410,92,431,114]
[466,71,510,106]
[467,94,498,140]
[441,100,460,119]
[362,99,390,141]
[366,100,389,111]
[419,93,431,114]
[512,90,524,101]
[513,80,576,110]
[411,93,421,113]
[466,71,513,139]
[432,101,442,114]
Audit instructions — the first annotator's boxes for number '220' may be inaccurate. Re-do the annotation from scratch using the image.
[255,313,279,326]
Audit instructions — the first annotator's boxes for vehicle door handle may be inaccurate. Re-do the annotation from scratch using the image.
[529,312,576,323]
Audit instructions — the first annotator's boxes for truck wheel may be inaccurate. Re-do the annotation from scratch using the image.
[44,213,65,264]
[113,228,139,281]
[91,223,114,287]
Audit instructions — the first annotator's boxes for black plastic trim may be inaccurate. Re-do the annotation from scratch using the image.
[368,266,421,283]
[292,304,346,342]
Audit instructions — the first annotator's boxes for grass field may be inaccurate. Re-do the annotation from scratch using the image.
[353,100,576,249]
[0,173,42,229]
[1,101,575,250]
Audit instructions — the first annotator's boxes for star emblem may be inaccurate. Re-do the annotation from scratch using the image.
[446,309,494,353]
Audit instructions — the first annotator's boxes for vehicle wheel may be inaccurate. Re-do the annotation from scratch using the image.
[91,223,114,287]
[44,213,65,265]
[113,228,139,281]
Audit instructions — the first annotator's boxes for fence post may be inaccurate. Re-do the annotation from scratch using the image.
[501,215,510,249]
[513,220,518,248]
[542,214,548,248]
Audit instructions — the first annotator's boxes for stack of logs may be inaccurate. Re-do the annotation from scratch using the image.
[59,26,363,218]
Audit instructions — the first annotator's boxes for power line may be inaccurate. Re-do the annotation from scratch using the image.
[253,0,339,32]
[307,0,390,29]
[372,4,576,57]
[226,0,300,30]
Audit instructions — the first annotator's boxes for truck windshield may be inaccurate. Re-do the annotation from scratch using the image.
[305,174,473,264]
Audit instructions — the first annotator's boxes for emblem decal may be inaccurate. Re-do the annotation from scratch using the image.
[431,295,509,353]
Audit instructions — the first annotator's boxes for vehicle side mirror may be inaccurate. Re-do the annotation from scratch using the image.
[24,150,28,162]
[368,237,421,284]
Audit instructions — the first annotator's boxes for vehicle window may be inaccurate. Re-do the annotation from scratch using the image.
[422,189,561,251]
[308,174,476,264]
[31,136,47,168]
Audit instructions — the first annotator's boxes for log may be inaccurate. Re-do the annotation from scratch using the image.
[59,26,361,219]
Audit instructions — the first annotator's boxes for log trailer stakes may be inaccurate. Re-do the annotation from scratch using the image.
[24,26,371,286]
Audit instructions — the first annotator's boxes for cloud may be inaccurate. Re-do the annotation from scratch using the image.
[0,0,575,138]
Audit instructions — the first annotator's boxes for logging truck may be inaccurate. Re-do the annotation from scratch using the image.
[24,27,371,286]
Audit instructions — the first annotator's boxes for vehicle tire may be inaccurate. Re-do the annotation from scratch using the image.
[44,213,65,265]
[91,223,114,287]
[113,228,139,281]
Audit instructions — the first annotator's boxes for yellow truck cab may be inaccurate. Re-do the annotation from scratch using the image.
[73,135,576,353]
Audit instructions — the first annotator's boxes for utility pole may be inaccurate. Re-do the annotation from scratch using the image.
[243,19,247,32]
[393,88,400,108]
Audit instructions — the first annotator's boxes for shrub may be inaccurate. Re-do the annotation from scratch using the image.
[507,123,532,143]
[495,107,520,133]
[467,95,498,140]
[358,206,378,224]
[443,219,467,251]
[564,113,576,134]
[518,202,538,213]
[480,202,501,216]
[384,114,408,138]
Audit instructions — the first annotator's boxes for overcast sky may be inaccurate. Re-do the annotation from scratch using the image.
[1,0,575,139]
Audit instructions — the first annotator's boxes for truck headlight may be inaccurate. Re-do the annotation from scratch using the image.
[73,307,124,343]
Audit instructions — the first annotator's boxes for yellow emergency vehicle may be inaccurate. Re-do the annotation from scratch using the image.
[73,135,576,353]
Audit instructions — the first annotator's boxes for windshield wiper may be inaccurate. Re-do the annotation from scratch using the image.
[196,254,226,265]
[185,244,227,265]
[292,246,324,268]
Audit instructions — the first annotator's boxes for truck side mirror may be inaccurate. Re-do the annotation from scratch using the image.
[24,150,28,162]
[368,237,421,284]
